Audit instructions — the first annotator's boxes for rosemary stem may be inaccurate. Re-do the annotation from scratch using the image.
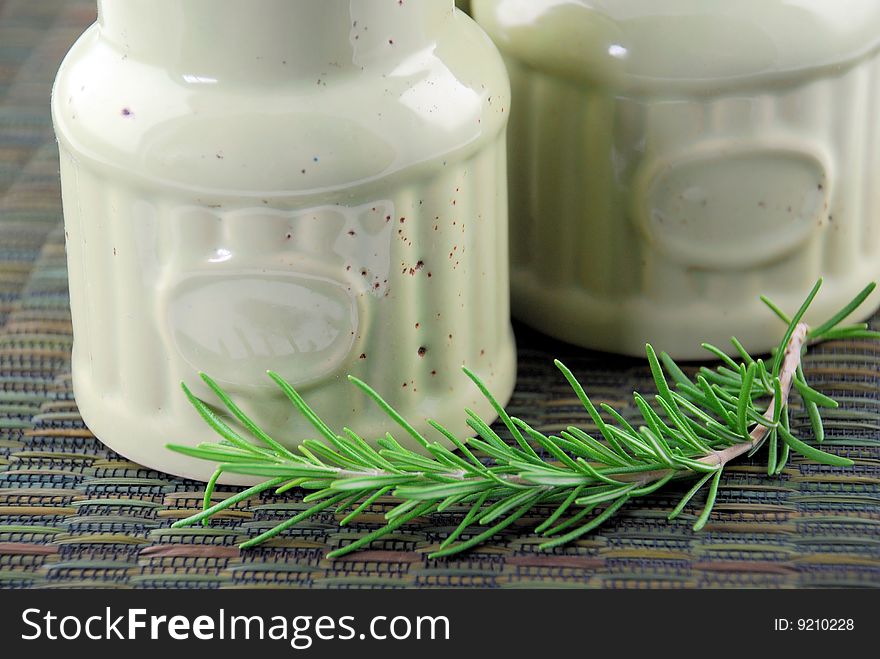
[707,321,808,468]
[168,277,871,556]
[614,322,809,486]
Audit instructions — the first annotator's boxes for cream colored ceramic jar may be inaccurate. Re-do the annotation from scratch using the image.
[474,0,880,358]
[52,0,514,482]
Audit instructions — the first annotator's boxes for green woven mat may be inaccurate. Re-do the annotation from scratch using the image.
[1,0,878,589]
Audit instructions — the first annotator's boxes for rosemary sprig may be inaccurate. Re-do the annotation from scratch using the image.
[167,280,877,558]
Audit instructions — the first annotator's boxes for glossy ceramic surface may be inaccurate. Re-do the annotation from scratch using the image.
[474,0,880,358]
[52,0,515,482]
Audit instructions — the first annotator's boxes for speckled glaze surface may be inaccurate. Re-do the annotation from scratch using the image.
[473,0,880,358]
[51,0,515,483]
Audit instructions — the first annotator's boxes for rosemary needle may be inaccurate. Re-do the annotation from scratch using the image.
[168,279,872,558]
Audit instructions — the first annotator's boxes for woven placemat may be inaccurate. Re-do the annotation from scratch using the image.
[1,0,878,589]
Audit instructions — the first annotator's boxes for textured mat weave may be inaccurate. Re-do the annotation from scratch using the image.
[1,0,878,589]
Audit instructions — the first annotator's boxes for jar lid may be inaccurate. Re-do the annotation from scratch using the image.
[475,0,880,90]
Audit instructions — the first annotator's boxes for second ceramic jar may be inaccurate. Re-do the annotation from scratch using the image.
[474,0,880,358]
[52,0,514,481]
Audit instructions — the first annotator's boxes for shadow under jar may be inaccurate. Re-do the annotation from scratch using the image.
[473,0,880,358]
[52,0,515,482]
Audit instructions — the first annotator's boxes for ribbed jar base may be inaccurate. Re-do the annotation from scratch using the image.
[60,136,515,483]
[505,53,880,358]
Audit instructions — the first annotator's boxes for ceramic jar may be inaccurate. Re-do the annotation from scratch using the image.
[52,0,514,481]
[473,0,880,358]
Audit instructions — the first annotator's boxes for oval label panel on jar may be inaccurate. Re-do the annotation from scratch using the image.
[637,146,829,269]
[168,272,360,389]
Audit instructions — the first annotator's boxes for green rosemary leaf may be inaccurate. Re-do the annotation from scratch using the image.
[466,411,517,453]
[331,474,416,491]
[645,344,675,403]
[302,487,341,504]
[379,449,447,473]
[696,375,736,426]
[430,495,540,559]
[764,377,784,473]
[386,498,424,521]
[201,468,223,528]
[268,371,339,444]
[815,328,880,340]
[432,445,508,488]
[760,295,792,325]
[300,439,364,471]
[243,492,356,550]
[599,403,639,437]
[767,429,778,476]
[575,458,628,486]
[275,479,308,496]
[804,397,825,444]
[774,409,791,476]
[394,479,494,500]
[327,434,375,468]
[166,443,275,464]
[342,428,398,471]
[329,502,437,558]
[692,468,723,532]
[771,279,823,376]
[809,282,876,338]
[698,367,743,389]
[561,427,630,467]
[172,476,288,529]
[427,420,493,473]
[438,492,491,550]
[667,471,715,521]
[574,483,638,507]
[669,455,722,474]
[517,471,591,487]
[334,490,368,514]
[778,425,851,466]
[534,486,584,534]
[700,343,741,371]
[755,358,774,393]
[479,488,543,525]
[219,463,338,479]
[729,337,754,365]
[629,472,676,497]
[736,362,757,439]
[776,443,791,475]
[426,441,478,473]
[705,419,752,445]
[198,372,299,461]
[463,366,541,462]
[636,427,674,467]
[339,486,393,526]
[512,418,581,473]
[793,374,839,408]
[597,425,649,461]
[466,437,521,464]
[793,364,824,444]
[632,395,674,457]
[555,360,627,457]
[538,496,630,550]
[668,392,721,428]
[180,383,271,457]
[659,351,694,388]
[654,396,712,454]
[347,375,430,449]
[541,502,600,536]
